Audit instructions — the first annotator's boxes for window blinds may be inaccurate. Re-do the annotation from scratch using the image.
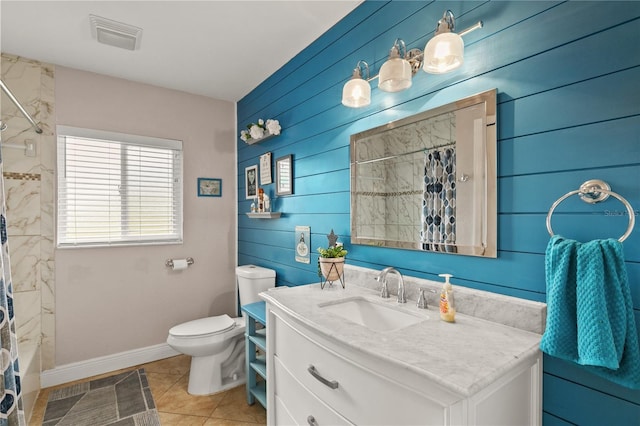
[57,126,183,247]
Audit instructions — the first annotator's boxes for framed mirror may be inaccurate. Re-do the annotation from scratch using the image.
[350,89,497,257]
[276,154,293,196]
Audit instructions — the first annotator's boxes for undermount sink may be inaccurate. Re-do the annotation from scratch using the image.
[320,297,426,332]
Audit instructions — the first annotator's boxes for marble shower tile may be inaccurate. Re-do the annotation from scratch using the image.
[2,53,56,371]
[1,144,41,175]
[41,237,55,370]
[4,177,40,235]
[9,235,40,292]
[40,166,54,238]
[396,160,413,192]
[39,63,55,134]
[431,112,454,146]
[384,195,399,225]
[14,289,42,347]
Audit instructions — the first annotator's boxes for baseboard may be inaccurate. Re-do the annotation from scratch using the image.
[40,343,180,388]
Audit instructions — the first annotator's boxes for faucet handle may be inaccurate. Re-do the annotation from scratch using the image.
[417,288,427,309]
[417,287,436,309]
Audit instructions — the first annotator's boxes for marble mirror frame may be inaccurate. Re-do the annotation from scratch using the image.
[350,89,497,257]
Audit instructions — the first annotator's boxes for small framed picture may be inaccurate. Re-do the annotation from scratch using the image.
[245,165,258,199]
[198,178,222,197]
[295,225,310,264]
[260,152,272,185]
[276,155,293,196]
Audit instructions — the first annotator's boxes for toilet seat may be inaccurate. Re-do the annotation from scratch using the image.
[169,314,236,338]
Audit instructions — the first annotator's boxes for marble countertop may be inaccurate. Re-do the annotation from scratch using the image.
[261,276,544,397]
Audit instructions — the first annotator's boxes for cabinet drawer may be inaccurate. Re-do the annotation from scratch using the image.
[273,313,445,425]
[274,356,352,426]
[274,396,296,425]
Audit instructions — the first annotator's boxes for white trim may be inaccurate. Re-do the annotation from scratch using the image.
[40,343,180,388]
[56,125,182,150]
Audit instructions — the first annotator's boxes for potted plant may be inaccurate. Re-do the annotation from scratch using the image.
[317,244,347,282]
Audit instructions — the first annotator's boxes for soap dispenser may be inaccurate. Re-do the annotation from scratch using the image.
[439,273,456,322]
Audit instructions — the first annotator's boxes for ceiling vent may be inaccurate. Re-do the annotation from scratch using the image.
[89,15,143,51]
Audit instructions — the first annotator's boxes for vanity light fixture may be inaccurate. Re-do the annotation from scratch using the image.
[342,61,371,107]
[341,10,482,108]
[424,10,471,74]
[378,39,413,93]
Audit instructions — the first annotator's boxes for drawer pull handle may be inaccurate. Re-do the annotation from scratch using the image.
[307,415,319,426]
[307,365,339,389]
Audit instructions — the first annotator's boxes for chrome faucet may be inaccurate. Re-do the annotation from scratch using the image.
[376,267,406,303]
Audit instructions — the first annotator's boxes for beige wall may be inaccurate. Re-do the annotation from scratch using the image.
[54,66,236,365]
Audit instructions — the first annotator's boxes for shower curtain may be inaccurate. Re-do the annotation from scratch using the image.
[0,131,25,425]
[421,147,457,253]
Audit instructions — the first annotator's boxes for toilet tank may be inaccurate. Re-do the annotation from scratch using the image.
[236,265,276,308]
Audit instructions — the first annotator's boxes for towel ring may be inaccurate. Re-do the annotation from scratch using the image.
[546,179,635,242]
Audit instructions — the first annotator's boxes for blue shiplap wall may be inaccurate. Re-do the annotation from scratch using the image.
[237,1,640,423]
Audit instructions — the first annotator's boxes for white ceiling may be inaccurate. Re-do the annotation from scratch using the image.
[0,1,362,102]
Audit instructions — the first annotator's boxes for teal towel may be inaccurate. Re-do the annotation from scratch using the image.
[540,235,640,389]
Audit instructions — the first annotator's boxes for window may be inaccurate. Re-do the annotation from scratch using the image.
[57,126,183,248]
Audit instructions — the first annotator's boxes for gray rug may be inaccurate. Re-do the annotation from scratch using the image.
[43,368,160,426]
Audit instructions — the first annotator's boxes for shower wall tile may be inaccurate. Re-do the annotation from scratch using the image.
[9,235,40,292]
[396,160,413,192]
[381,224,395,241]
[5,178,41,235]
[0,135,41,175]
[40,60,56,371]
[41,255,55,370]
[0,55,42,122]
[2,53,56,371]
[39,64,55,136]
[40,168,54,238]
[14,289,42,348]
[385,195,399,225]
[398,225,419,243]
[398,195,414,227]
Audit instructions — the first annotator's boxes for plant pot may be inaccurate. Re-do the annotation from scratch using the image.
[319,257,345,282]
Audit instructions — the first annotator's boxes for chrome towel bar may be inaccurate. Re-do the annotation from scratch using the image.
[546,179,635,242]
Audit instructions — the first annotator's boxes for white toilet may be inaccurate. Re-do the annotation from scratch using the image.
[167,265,275,395]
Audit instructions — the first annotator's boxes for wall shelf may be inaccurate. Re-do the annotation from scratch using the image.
[246,212,281,219]
[244,132,278,145]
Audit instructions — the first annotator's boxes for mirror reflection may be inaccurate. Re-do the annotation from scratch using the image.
[350,89,497,257]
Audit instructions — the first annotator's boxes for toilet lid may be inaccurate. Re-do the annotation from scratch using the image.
[169,314,236,337]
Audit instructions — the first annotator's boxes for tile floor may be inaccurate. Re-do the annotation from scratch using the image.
[29,355,267,426]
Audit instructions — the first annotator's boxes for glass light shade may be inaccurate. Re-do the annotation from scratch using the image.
[423,32,464,74]
[378,57,412,92]
[342,78,371,108]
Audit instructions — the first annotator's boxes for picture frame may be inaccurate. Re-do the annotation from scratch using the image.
[276,155,293,196]
[245,165,258,199]
[198,178,222,197]
[260,152,272,185]
[295,225,310,264]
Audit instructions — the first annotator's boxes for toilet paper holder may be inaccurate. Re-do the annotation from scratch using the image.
[165,257,195,268]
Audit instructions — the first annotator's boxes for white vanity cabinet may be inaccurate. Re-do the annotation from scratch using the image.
[265,300,542,426]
